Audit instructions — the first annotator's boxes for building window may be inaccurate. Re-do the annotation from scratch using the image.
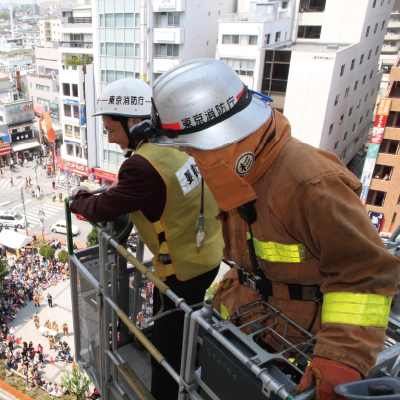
[135,13,140,27]
[360,54,364,65]
[334,141,338,150]
[367,109,370,118]
[275,32,281,42]
[371,88,375,96]
[370,70,374,79]
[374,23,378,34]
[63,83,70,96]
[354,81,358,91]
[106,70,115,83]
[362,75,366,84]
[72,84,78,97]
[64,104,71,118]
[375,45,379,55]
[368,49,372,60]
[115,13,123,27]
[339,114,344,125]
[364,93,368,102]
[265,34,270,45]
[366,26,370,37]
[125,43,134,57]
[36,84,50,92]
[116,71,124,80]
[349,107,353,116]
[382,20,385,30]
[106,43,114,56]
[352,123,356,132]
[329,123,334,135]
[249,35,258,45]
[115,43,124,56]
[344,132,347,141]
[168,12,180,26]
[222,35,239,44]
[359,117,363,124]
[66,144,74,156]
[334,94,339,106]
[105,13,114,27]
[345,87,350,98]
[125,13,134,27]
[297,25,322,39]
[221,58,256,76]
[373,0,377,6]
[357,99,361,109]
[350,59,355,70]
[73,106,79,119]
[37,98,49,106]
[340,64,345,77]
[135,44,141,57]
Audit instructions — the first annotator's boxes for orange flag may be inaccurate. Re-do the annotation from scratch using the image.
[39,111,55,143]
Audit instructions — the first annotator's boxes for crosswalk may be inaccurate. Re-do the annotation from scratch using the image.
[12,203,64,230]
[0,176,30,190]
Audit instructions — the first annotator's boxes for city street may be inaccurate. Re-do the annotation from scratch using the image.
[0,160,92,243]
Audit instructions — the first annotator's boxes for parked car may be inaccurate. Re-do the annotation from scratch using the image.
[51,220,80,236]
[0,210,26,229]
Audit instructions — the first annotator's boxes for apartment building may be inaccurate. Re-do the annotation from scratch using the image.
[217,0,392,165]
[26,42,61,121]
[20,30,41,48]
[365,61,400,233]
[58,5,96,181]
[92,0,237,183]
[39,19,62,46]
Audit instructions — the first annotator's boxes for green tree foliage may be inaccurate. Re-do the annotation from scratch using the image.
[39,245,55,259]
[61,367,91,397]
[58,250,68,264]
[0,257,9,285]
[0,13,10,20]
[86,226,98,248]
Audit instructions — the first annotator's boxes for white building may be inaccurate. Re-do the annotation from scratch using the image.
[20,30,41,48]
[39,19,62,46]
[92,0,237,183]
[217,0,392,165]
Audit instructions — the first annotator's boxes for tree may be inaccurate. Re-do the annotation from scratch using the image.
[39,245,55,259]
[86,226,98,248]
[0,257,9,285]
[61,367,91,397]
[58,250,68,263]
[0,13,10,20]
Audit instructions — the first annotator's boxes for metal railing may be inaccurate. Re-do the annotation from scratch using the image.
[59,41,93,49]
[67,17,92,24]
[221,10,290,23]
[65,192,400,400]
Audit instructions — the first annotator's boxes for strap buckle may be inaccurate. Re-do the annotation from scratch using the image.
[237,266,261,293]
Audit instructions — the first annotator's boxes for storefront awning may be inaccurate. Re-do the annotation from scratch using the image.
[0,231,33,249]
[0,146,11,156]
[93,168,118,182]
[11,139,40,152]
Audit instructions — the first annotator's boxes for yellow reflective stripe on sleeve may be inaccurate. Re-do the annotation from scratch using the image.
[246,233,305,263]
[220,303,229,320]
[153,221,164,235]
[159,241,169,254]
[322,292,392,328]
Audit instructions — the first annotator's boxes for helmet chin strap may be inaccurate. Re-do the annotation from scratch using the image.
[115,116,136,149]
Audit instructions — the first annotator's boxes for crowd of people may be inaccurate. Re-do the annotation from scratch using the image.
[0,246,72,395]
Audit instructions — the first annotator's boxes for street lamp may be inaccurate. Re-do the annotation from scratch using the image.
[38,209,45,242]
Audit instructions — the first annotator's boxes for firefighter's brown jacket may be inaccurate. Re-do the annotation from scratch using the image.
[194,110,400,377]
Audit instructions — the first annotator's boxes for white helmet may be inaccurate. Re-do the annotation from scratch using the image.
[149,59,272,150]
[93,78,152,119]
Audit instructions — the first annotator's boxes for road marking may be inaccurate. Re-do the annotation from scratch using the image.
[43,204,63,211]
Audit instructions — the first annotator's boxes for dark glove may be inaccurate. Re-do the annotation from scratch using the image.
[296,356,361,400]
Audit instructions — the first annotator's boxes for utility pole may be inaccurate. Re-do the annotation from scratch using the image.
[20,187,28,236]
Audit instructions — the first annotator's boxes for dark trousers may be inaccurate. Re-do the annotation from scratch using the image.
[151,266,219,400]
[48,299,52,307]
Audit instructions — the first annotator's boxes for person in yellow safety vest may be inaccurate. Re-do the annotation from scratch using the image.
[145,59,400,400]
[69,78,224,400]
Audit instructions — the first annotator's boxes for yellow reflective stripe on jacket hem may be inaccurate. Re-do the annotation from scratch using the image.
[153,221,164,235]
[321,292,391,328]
[245,232,305,263]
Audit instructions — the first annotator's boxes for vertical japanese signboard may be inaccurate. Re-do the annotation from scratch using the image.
[360,99,391,205]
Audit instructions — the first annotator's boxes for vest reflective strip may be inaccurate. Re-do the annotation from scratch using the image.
[246,233,305,263]
[159,241,169,254]
[322,292,392,328]
[153,221,164,235]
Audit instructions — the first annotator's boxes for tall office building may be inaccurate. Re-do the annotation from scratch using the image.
[217,0,394,165]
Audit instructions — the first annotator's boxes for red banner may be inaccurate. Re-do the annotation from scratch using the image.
[93,168,118,182]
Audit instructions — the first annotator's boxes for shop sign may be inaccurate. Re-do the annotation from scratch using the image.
[93,168,118,182]
[368,211,384,232]
[5,101,34,124]
[0,135,10,148]
[66,161,88,174]
[74,128,80,139]
[65,125,73,137]
[154,0,176,9]
[65,99,79,106]
[79,104,85,127]
[64,139,80,146]
[49,102,59,123]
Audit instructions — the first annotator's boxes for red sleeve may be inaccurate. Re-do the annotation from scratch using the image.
[69,155,166,223]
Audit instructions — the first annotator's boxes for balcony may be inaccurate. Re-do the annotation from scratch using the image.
[153,27,184,44]
[381,45,400,53]
[388,21,400,29]
[59,41,93,49]
[153,57,182,73]
[67,17,92,24]
[221,10,290,22]
[389,67,400,82]
[385,33,400,41]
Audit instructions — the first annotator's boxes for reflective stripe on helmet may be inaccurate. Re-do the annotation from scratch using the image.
[321,292,391,328]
